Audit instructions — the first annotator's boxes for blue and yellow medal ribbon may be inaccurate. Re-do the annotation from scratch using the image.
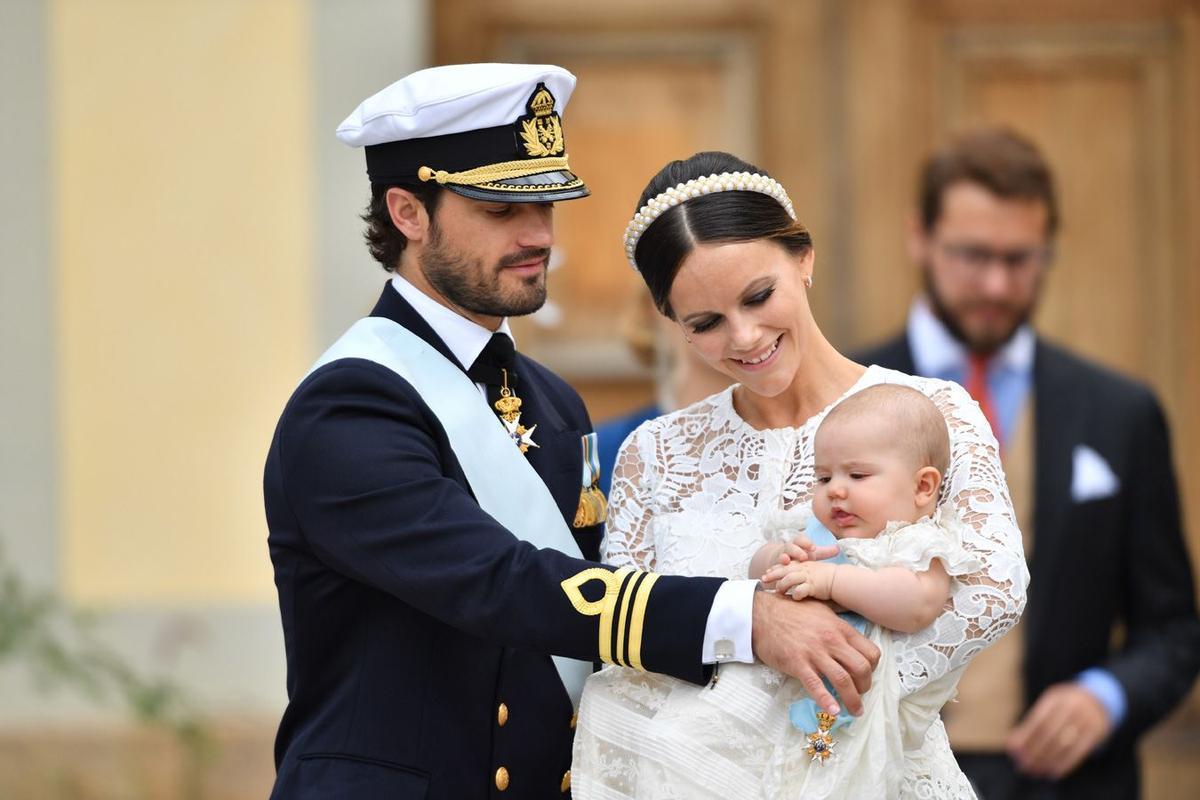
[574,432,608,528]
[789,517,866,763]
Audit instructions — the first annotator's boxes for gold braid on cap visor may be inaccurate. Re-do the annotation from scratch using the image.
[622,171,797,270]
[418,156,575,191]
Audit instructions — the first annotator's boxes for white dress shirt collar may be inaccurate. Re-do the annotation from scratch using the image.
[390,274,514,371]
[907,296,1034,376]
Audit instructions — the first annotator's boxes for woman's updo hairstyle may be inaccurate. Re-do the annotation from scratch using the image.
[631,151,813,318]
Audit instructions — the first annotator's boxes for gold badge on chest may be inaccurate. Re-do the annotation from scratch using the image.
[494,369,538,454]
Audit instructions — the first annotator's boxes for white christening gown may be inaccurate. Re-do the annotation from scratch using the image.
[572,366,1030,800]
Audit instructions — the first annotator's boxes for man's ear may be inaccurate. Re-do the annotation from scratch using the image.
[914,465,942,508]
[386,187,430,243]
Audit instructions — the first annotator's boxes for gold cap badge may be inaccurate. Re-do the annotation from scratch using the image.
[518,83,565,158]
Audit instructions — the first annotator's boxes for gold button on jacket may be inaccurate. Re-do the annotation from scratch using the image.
[497,703,509,727]
[495,767,510,792]
[561,770,571,792]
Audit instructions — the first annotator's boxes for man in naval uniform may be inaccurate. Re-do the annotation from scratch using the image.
[264,63,880,799]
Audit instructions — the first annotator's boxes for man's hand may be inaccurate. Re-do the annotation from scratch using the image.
[1006,682,1112,780]
[751,590,879,716]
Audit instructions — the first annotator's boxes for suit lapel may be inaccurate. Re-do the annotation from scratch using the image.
[513,355,580,524]
[1026,339,1081,650]
[872,334,917,373]
[369,282,465,372]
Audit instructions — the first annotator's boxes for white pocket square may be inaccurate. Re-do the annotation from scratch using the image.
[1071,445,1120,503]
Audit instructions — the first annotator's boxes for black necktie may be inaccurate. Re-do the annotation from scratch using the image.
[467,333,518,412]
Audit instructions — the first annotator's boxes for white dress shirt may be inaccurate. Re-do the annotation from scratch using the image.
[391,274,513,399]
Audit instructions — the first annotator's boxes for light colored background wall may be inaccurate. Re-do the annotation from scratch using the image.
[0,2,428,794]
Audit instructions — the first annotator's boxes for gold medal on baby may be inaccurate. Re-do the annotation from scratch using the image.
[805,711,836,764]
[494,369,538,454]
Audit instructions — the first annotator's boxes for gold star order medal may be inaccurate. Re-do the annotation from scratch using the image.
[493,373,538,454]
[805,711,836,764]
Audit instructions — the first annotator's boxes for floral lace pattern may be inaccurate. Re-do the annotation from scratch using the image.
[574,366,1029,799]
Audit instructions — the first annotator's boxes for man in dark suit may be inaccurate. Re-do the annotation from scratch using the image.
[264,64,880,799]
[858,127,1200,799]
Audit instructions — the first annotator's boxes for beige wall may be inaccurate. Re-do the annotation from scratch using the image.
[54,0,314,604]
[1,0,429,736]
[2,0,438,793]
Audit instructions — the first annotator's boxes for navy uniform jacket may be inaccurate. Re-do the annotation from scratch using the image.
[265,283,724,799]
[859,333,1200,800]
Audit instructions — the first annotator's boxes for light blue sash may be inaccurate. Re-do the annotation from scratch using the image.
[308,317,593,704]
[789,516,868,736]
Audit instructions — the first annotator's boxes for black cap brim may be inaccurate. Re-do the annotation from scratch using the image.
[446,169,590,203]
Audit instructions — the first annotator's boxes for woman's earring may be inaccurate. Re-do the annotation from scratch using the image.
[803,274,814,289]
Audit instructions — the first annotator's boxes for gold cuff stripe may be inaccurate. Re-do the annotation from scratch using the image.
[417,156,572,188]
[626,572,660,671]
[560,567,618,615]
[613,570,643,667]
[597,567,635,665]
[560,565,661,669]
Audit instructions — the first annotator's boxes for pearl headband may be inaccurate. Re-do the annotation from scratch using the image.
[622,171,797,270]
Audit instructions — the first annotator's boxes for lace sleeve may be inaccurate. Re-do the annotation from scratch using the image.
[896,378,1031,693]
[601,425,659,571]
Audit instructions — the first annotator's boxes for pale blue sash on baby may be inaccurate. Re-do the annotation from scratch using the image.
[306,316,594,705]
[789,516,868,736]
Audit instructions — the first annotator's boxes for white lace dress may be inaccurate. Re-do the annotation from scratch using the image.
[571,366,1030,800]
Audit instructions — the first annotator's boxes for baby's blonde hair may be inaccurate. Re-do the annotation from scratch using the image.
[817,384,951,477]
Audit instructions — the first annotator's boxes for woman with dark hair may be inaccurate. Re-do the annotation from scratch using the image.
[570,152,1029,798]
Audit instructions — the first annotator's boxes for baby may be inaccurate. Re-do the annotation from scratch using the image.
[750,382,953,633]
[746,383,980,796]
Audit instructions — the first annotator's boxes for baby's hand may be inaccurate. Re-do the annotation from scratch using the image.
[777,534,840,566]
[776,537,814,566]
[748,541,788,580]
[762,562,838,601]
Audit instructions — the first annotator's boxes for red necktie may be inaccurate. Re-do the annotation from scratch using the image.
[965,353,1002,445]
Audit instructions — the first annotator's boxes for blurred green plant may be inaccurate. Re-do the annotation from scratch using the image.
[0,543,214,798]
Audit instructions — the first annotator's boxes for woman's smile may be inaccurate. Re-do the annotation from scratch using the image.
[731,334,783,371]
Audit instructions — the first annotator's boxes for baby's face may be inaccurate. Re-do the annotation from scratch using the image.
[812,415,926,539]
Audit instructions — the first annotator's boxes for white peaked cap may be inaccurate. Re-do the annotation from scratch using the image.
[335,63,588,203]
[337,63,577,148]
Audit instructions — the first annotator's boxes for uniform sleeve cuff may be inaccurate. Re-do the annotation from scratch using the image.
[701,579,757,664]
[1076,668,1127,727]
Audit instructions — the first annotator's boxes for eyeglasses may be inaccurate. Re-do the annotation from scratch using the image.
[936,242,1052,276]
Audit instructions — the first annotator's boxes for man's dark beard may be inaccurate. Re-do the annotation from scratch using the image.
[921,264,1034,356]
[419,222,549,318]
